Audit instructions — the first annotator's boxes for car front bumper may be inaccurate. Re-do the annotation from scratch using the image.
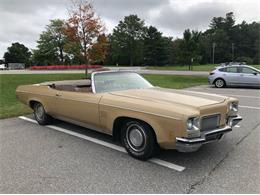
[208,76,215,85]
[175,115,242,152]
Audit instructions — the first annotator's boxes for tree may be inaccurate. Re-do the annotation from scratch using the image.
[4,42,31,66]
[177,29,201,68]
[110,15,146,66]
[32,19,67,65]
[231,21,260,64]
[89,34,108,64]
[205,12,236,63]
[48,19,67,63]
[65,0,104,63]
[143,26,167,66]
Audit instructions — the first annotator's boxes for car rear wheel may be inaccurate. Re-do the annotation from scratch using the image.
[33,102,52,125]
[214,78,226,88]
[121,120,157,160]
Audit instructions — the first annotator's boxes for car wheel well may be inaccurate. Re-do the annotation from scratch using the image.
[29,100,40,109]
[112,117,157,143]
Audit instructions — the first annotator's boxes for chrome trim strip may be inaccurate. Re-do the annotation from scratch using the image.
[91,72,96,93]
[176,137,205,143]
[176,125,232,144]
[204,125,232,136]
[100,103,181,120]
[228,115,243,127]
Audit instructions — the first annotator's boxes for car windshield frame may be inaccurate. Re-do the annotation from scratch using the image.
[91,71,154,93]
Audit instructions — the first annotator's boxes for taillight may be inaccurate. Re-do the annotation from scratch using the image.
[209,72,215,75]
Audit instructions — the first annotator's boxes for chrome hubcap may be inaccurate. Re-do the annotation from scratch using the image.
[35,104,44,120]
[129,128,143,147]
[126,124,146,152]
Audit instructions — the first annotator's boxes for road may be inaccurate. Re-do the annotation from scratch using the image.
[0,86,259,193]
[0,67,209,76]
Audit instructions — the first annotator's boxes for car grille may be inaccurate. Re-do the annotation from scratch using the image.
[201,114,220,131]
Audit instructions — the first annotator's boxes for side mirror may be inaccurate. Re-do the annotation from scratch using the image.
[253,72,258,75]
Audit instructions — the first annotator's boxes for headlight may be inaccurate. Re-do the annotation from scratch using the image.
[187,119,193,130]
[228,102,238,115]
[186,117,200,131]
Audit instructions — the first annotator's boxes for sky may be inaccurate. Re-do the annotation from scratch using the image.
[0,0,259,58]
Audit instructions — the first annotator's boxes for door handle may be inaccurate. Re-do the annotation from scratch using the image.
[56,93,62,97]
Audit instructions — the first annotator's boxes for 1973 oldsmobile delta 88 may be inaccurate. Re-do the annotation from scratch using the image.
[16,71,242,160]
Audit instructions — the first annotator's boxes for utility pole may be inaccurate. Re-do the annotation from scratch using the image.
[212,42,216,64]
[231,43,234,61]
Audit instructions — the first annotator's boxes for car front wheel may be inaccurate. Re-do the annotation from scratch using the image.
[121,120,157,160]
[214,78,226,88]
[33,102,52,125]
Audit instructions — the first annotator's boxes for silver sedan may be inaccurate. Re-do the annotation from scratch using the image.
[208,65,260,88]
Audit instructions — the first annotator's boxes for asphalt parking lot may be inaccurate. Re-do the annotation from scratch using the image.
[0,86,259,193]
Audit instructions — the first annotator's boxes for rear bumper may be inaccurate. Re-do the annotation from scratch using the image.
[176,115,242,152]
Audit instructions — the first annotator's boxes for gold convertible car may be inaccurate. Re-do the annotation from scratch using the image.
[16,71,242,160]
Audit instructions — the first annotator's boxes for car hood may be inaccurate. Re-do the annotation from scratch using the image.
[110,87,227,108]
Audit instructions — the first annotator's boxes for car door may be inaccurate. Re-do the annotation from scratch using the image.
[54,90,103,128]
[239,67,260,86]
[223,67,240,84]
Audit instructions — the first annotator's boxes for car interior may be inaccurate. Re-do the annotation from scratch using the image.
[46,79,92,93]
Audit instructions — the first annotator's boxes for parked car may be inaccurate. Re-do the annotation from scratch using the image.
[208,65,260,88]
[0,64,7,70]
[16,71,242,160]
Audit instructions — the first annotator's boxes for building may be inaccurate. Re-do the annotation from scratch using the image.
[8,63,25,70]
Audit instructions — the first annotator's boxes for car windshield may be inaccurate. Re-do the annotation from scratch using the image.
[93,72,153,93]
[247,66,260,73]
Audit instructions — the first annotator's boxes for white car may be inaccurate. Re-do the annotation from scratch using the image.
[0,64,7,70]
[208,65,260,88]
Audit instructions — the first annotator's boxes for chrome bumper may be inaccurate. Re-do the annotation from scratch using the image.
[176,115,242,152]
[228,115,242,127]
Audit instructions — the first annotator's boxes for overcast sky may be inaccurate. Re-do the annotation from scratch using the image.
[0,0,259,58]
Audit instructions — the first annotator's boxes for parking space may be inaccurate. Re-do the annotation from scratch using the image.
[188,85,260,108]
[0,86,259,193]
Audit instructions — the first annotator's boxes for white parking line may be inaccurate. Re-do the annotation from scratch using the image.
[18,116,185,172]
[203,88,259,92]
[240,105,260,110]
[221,94,260,99]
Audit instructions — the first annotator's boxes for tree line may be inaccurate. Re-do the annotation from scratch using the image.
[3,1,260,67]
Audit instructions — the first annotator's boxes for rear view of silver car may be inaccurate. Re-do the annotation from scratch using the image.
[208,65,260,88]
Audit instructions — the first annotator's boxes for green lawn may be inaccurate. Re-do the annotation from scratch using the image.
[145,64,260,71]
[143,75,207,89]
[0,74,86,119]
[0,74,207,119]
